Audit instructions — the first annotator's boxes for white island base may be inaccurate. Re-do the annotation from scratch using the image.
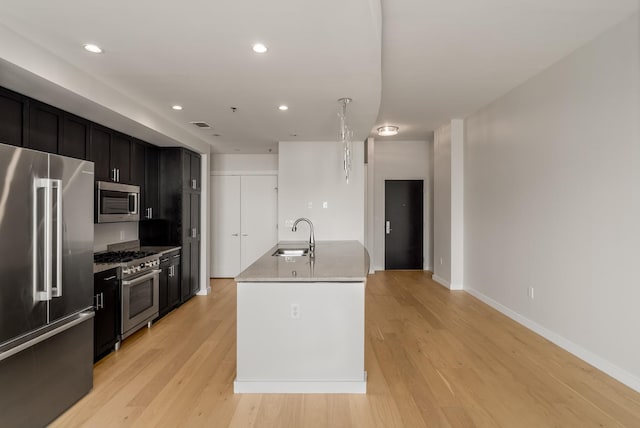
[234,281,366,394]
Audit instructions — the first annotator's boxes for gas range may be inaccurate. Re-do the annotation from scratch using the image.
[93,248,161,279]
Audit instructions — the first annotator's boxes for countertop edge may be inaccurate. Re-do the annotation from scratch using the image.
[234,240,370,283]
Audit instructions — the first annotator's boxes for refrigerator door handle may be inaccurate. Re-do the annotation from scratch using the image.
[0,311,94,363]
[33,178,53,302]
[51,179,63,298]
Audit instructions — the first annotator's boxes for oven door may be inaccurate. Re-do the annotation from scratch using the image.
[121,269,160,340]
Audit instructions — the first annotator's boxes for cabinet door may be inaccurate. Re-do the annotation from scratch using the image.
[94,271,119,361]
[131,141,146,217]
[240,176,278,270]
[180,243,191,302]
[190,239,200,296]
[168,255,181,307]
[211,176,241,277]
[110,134,131,183]
[27,101,61,153]
[190,192,200,238]
[182,150,192,190]
[60,114,89,160]
[145,145,160,219]
[90,125,112,181]
[158,258,170,315]
[0,88,26,147]
[190,153,201,191]
[130,141,146,187]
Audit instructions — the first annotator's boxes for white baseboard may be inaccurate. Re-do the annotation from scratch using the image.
[465,287,640,394]
[432,274,450,288]
[197,285,211,296]
[234,373,367,394]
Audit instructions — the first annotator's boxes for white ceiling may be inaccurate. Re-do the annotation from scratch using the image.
[0,0,637,153]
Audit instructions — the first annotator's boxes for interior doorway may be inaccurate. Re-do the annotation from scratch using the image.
[384,180,423,270]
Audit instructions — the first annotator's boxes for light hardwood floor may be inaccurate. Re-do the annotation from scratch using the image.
[53,271,640,427]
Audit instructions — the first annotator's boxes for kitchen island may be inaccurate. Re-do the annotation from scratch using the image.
[234,240,369,393]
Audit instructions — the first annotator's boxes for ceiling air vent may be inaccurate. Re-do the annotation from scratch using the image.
[190,121,212,129]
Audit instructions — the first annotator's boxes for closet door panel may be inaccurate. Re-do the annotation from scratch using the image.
[211,176,241,277]
[240,175,278,271]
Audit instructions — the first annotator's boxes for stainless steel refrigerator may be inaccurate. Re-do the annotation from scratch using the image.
[0,143,95,427]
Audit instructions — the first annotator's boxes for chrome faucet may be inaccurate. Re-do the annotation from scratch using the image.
[292,217,315,256]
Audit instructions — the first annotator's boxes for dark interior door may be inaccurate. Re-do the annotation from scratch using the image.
[385,180,423,270]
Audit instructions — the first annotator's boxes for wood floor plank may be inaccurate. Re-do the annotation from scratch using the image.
[51,271,640,427]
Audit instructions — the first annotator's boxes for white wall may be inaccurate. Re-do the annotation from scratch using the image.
[372,140,432,271]
[278,141,364,242]
[433,124,452,284]
[464,14,640,390]
[211,154,278,173]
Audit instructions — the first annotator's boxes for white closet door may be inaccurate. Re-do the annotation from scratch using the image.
[240,175,278,270]
[211,175,241,277]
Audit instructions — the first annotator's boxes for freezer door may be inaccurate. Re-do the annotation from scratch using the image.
[0,311,94,427]
[0,144,49,345]
[48,154,95,322]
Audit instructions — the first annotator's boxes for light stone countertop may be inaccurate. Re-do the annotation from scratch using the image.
[235,240,370,282]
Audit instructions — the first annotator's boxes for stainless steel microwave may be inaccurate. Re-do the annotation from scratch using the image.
[96,181,140,223]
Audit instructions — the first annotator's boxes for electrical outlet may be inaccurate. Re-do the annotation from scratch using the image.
[440,257,443,265]
[528,287,535,300]
[322,201,328,209]
[290,303,300,319]
[307,201,313,209]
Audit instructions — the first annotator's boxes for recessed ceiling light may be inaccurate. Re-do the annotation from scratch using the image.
[252,43,268,54]
[278,105,288,111]
[171,105,183,111]
[377,125,399,137]
[83,44,103,54]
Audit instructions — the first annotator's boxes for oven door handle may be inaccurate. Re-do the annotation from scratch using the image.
[121,269,161,286]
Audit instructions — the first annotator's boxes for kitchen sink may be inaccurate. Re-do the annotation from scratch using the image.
[272,248,309,257]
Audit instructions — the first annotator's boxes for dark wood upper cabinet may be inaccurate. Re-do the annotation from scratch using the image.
[110,134,131,183]
[181,150,201,191]
[27,101,61,153]
[60,114,90,160]
[144,145,160,219]
[0,87,26,147]
[130,141,146,187]
[90,125,112,182]
[190,153,201,191]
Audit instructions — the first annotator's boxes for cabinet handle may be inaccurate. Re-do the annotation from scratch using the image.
[117,168,120,182]
[103,275,116,281]
[96,292,104,310]
[242,233,248,237]
[111,168,117,182]
[191,179,197,189]
[172,254,180,259]
[191,228,197,238]
[149,207,153,219]
[231,233,239,236]
[161,258,169,263]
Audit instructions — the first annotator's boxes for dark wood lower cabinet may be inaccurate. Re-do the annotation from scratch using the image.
[94,268,120,362]
[158,250,181,318]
